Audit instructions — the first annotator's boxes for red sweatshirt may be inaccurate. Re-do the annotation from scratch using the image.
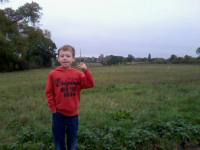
[46,66,95,116]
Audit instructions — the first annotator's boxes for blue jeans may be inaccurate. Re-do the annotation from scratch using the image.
[52,112,78,150]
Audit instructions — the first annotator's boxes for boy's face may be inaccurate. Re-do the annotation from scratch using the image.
[57,50,75,69]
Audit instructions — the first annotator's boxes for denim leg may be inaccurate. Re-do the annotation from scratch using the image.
[66,115,78,150]
[52,112,66,150]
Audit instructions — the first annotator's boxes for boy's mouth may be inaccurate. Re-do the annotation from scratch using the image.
[63,62,68,65]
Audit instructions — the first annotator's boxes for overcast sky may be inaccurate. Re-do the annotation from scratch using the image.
[2,0,200,58]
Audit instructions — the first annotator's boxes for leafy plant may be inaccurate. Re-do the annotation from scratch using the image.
[109,109,133,121]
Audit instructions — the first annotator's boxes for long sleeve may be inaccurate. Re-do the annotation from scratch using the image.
[46,73,56,113]
[80,68,95,89]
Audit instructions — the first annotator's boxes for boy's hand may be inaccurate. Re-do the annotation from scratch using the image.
[77,62,87,71]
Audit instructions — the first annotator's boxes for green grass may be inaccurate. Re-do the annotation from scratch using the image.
[1,65,200,149]
[84,62,102,67]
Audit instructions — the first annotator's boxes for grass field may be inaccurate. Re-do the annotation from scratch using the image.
[1,64,200,150]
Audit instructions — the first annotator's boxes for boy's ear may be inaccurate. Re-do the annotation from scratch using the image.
[57,57,59,61]
[73,57,76,62]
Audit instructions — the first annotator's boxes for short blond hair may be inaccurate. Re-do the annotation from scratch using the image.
[57,45,75,57]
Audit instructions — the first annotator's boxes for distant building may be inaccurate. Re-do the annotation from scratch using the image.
[97,54,104,62]
[99,54,104,61]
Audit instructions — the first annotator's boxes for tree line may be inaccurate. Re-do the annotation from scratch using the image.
[53,52,200,67]
[0,2,56,72]
[100,53,200,65]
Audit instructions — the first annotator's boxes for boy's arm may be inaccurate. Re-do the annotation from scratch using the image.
[46,73,56,113]
[77,62,95,89]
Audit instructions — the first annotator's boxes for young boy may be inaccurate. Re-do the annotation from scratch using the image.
[46,45,95,150]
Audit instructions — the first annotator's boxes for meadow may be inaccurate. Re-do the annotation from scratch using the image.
[0,64,200,150]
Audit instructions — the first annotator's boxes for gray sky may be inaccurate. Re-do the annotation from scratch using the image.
[2,0,200,58]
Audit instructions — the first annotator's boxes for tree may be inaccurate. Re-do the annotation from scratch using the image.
[0,2,43,71]
[140,57,147,62]
[25,27,56,68]
[84,57,91,63]
[173,57,184,64]
[91,57,97,63]
[102,55,123,65]
[3,2,42,26]
[183,55,195,63]
[118,56,123,64]
[152,58,165,64]
[0,0,9,3]
[196,57,200,63]
[196,47,200,57]
[44,29,51,39]
[0,9,29,71]
[148,53,151,62]
[107,55,116,65]
[127,54,134,63]
[0,2,56,71]
[169,54,177,62]
[123,58,128,64]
